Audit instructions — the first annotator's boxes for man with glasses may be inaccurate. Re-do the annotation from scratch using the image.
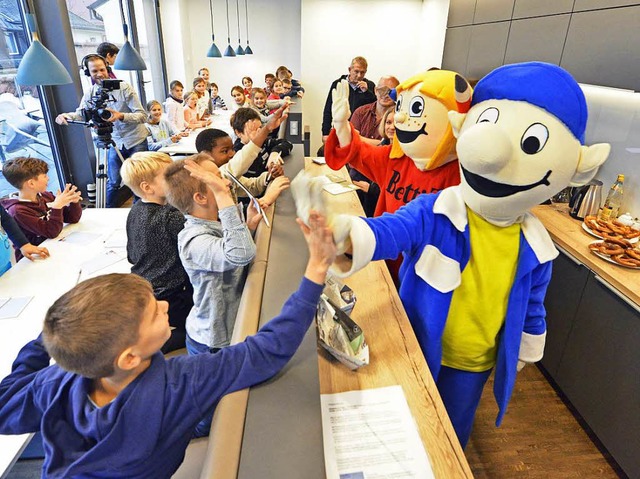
[321,56,376,143]
[350,76,399,145]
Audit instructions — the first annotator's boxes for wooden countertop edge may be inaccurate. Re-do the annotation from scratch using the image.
[532,205,640,307]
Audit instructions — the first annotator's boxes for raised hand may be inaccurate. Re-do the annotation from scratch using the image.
[265,105,289,132]
[297,210,337,284]
[290,171,328,227]
[183,159,230,196]
[246,200,263,231]
[261,176,290,208]
[331,80,352,146]
[331,79,351,124]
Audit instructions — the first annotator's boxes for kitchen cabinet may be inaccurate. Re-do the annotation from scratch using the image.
[466,22,510,81]
[555,274,640,478]
[560,6,640,91]
[512,0,573,18]
[473,0,514,24]
[573,0,640,11]
[503,14,570,65]
[540,249,589,379]
[533,205,640,479]
[448,0,477,27]
[442,26,472,77]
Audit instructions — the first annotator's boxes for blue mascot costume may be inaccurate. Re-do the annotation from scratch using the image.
[292,62,611,447]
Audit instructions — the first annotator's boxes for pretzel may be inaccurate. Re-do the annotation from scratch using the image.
[611,254,640,267]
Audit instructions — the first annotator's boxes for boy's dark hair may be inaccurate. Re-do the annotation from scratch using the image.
[282,78,292,86]
[242,76,253,84]
[2,157,48,189]
[170,80,184,91]
[211,82,218,90]
[164,153,211,214]
[231,107,260,134]
[265,73,275,81]
[43,274,152,379]
[96,42,119,58]
[195,128,230,153]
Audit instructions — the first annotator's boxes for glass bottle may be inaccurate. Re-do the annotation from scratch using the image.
[598,174,624,221]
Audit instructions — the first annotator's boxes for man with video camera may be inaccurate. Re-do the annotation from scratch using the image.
[56,54,148,208]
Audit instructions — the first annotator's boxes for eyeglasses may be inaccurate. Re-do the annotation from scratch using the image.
[375,87,391,98]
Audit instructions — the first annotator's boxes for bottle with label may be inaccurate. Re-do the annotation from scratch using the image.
[598,174,624,221]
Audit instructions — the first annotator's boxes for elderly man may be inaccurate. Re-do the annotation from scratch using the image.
[350,75,400,145]
[321,56,376,142]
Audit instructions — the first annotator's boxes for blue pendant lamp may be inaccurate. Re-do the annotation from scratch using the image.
[223,0,236,57]
[207,0,221,57]
[113,0,147,70]
[244,0,253,54]
[16,13,72,85]
[235,0,245,55]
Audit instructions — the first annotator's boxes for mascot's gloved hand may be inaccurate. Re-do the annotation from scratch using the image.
[331,80,352,147]
[291,171,352,254]
[517,360,526,372]
[517,331,547,372]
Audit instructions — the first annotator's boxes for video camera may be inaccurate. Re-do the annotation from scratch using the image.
[78,79,122,147]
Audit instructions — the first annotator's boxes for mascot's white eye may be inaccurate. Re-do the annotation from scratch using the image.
[476,107,499,124]
[395,95,403,113]
[409,96,424,117]
[520,123,549,155]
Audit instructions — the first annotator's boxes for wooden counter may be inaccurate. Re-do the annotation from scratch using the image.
[532,204,640,308]
[307,159,472,478]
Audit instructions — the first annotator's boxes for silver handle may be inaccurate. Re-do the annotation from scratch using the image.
[593,275,640,314]
[555,245,582,266]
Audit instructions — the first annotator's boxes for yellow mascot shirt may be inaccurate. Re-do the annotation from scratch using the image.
[441,208,521,372]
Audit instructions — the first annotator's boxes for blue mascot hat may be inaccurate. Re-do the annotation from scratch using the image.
[472,62,587,143]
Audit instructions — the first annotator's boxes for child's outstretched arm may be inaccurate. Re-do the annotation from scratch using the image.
[297,210,337,285]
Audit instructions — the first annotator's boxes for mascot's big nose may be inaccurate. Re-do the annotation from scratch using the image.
[457,122,512,175]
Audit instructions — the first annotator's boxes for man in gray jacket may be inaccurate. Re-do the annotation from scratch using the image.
[56,54,148,207]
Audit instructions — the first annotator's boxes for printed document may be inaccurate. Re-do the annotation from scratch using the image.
[321,385,434,479]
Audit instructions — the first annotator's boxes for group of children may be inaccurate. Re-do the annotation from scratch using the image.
[144,65,303,153]
[0,95,334,476]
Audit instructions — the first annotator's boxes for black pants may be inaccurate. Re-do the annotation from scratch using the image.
[158,283,194,353]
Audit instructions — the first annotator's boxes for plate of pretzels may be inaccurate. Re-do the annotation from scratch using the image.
[583,215,640,243]
[588,239,640,269]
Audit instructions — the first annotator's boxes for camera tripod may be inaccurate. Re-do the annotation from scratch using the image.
[93,139,126,208]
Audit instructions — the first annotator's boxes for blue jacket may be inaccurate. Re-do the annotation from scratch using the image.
[346,186,557,425]
[0,279,322,478]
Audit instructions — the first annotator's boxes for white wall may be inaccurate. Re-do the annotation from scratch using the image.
[582,84,640,218]
[301,0,450,155]
[160,0,301,99]
[159,0,450,155]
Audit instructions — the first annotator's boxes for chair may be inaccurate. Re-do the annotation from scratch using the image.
[0,101,50,163]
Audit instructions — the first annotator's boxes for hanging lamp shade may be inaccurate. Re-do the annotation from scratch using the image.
[113,24,147,70]
[244,0,252,54]
[207,38,222,58]
[16,14,72,85]
[235,0,244,55]
[224,0,235,57]
[207,0,221,57]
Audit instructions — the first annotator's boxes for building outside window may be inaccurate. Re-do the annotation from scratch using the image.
[0,0,61,198]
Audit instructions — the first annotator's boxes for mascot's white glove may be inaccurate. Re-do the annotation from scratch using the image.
[517,331,547,372]
[331,80,352,147]
[290,171,352,254]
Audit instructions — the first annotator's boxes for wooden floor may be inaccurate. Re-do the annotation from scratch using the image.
[465,365,624,478]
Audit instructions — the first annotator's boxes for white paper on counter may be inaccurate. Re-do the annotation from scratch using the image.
[321,385,434,479]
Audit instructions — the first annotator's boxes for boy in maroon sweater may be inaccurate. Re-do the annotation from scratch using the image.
[1,157,82,260]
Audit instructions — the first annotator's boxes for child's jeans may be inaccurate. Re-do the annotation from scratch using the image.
[186,334,221,437]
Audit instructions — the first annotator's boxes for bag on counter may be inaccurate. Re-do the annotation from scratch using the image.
[316,293,369,371]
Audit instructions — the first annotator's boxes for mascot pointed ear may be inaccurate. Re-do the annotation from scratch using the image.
[569,143,611,186]
[448,111,466,139]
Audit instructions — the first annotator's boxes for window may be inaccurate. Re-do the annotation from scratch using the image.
[4,33,19,55]
[0,0,62,198]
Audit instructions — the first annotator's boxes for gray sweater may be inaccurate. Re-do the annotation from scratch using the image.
[178,206,256,348]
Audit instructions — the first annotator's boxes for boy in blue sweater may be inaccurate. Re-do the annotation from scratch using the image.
[0,211,336,478]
